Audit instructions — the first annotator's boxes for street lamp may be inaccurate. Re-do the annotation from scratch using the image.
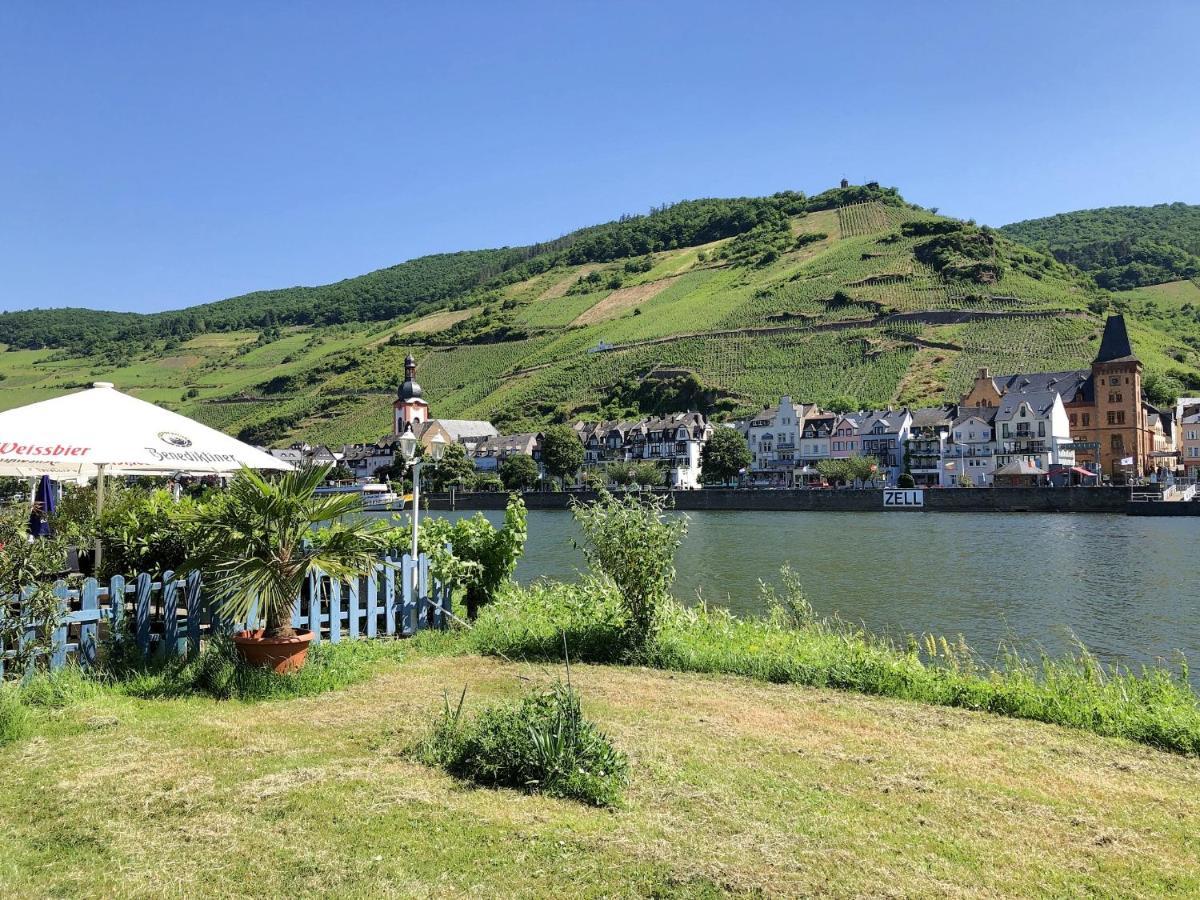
[398,426,446,578]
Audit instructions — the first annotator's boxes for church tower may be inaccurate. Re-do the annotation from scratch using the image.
[393,354,430,433]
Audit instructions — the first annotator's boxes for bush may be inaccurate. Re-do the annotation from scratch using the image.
[898,473,916,488]
[413,681,627,806]
[571,490,687,647]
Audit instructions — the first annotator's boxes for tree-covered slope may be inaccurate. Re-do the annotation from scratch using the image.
[2,186,1198,446]
[1000,203,1200,289]
[0,185,901,354]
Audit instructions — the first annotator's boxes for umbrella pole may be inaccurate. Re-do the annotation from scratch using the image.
[94,465,106,573]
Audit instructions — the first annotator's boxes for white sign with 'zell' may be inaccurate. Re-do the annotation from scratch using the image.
[883,489,924,508]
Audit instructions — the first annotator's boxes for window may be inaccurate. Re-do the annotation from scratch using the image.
[1069,414,1077,426]
[1037,422,1045,437]
[1109,392,1122,403]
[1002,424,1010,438]
[1111,435,1124,450]
[1082,414,1090,426]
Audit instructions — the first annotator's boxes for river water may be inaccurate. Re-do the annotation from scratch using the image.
[403,509,1198,679]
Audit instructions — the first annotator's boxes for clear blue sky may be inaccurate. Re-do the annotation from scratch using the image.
[2,1,1197,314]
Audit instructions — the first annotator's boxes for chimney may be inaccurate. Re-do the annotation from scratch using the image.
[977,367,990,379]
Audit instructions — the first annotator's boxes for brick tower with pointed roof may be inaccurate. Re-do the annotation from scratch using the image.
[1088,313,1150,477]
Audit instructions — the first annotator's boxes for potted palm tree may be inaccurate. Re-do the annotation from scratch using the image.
[189,466,383,672]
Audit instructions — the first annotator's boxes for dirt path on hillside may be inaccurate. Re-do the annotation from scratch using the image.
[571,275,682,326]
[538,265,600,301]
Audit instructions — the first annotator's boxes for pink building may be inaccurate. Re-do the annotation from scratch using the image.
[830,413,862,458]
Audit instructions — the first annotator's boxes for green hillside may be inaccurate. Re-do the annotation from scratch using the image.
[3,187,1200,447]
[1001,203,1200,289]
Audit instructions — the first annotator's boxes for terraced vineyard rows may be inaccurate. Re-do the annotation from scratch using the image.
[836,201,907,237]
[939,317,1099,400]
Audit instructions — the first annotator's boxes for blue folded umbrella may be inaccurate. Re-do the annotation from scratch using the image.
[31,475,55,538]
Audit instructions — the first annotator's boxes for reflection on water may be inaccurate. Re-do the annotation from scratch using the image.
[384,509,1200,680]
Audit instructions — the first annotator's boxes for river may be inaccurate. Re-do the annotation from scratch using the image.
[396,509,1198,680]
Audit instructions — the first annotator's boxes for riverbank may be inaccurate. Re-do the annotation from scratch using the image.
[420,486,1146,514]
[2,652,1198,897]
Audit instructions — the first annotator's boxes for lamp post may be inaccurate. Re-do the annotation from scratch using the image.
[398,427,447,574]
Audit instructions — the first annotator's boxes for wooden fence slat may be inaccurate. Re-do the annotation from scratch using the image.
[419,554,431,630]
[308,568,322,643]
[402,556,416,636]
[383,559,396,636]
[161,570,179,657]
[329,579,342,644]
[108,575,125,644]
[4,551,444,670]
[135,573,152,655]
[50,582,69,670]
[185,570,202,657]
[347,577,360,640]
[365,573,378,639]
[80,578,99,667]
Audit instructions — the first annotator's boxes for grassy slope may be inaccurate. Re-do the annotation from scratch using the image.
[1,653,1197,898]
[1,200,1198,444]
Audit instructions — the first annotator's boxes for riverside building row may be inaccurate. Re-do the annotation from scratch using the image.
[272,315,1195,487]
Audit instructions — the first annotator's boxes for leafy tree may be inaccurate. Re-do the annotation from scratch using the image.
[816,458,848,485]
[421,495,527,620]
[701,428,751,484]
[1144,372,1184,408]
[326,464,355,483]
[540,425,584,484]
[471,472,504,492]
[631,462,665,487]
[499,453,539,491]
[429,443,476,491]
[897,473,916,488]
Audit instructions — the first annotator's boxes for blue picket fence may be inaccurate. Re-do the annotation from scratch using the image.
[0,552,448,677]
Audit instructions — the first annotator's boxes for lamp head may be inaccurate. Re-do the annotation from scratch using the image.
[398,427,418,462]
[429,432,447,462]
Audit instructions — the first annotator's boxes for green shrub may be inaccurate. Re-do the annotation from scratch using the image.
[897,473,916,488]
[468,577,628,662]
[413,681,627,806]
[571,489,686,647]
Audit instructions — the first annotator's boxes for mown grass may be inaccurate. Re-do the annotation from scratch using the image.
[2,652,1199,897]
[456,577,1200,756]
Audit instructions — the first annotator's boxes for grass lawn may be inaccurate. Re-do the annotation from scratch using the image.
[2,652,1198,898]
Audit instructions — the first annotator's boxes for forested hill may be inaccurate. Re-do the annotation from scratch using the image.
[1001,203,1200,289]
[0,184,899,354]
[2,183,1199,448]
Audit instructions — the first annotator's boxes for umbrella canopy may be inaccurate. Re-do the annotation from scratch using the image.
[0,382,292,478]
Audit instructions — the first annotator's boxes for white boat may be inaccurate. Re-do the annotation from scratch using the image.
[315,482,400,510]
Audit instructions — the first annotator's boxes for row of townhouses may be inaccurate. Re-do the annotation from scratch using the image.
[270,316,1198,488]
[739,315,1190,486]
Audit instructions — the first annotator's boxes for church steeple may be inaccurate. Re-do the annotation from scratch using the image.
[1095,314,1136,364]
[393,353,429,432]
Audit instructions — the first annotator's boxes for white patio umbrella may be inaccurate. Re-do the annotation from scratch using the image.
[0,382,293,566]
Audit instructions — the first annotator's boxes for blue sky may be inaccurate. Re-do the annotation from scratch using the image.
[1,1,1197,314]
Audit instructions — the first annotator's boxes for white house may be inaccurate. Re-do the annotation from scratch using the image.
[947,407,997,486]
[857,409,912,483]
[992,390,1075,474]
[743,396,808,486]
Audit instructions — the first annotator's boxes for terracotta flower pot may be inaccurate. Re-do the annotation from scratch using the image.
[231,630,315,674]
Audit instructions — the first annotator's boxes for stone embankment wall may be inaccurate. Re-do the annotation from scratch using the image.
[423,487,1134,514]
